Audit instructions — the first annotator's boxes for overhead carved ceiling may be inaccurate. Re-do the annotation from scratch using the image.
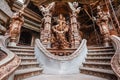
[31,0,101,6]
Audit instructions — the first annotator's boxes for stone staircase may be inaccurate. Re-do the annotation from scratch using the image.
[8,46,43,80]
[80,46,117,80]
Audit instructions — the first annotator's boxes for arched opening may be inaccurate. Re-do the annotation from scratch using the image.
[19,30,32,46]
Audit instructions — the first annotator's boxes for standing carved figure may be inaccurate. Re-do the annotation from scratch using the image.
[96,6,110,46]
[52,14,69,49]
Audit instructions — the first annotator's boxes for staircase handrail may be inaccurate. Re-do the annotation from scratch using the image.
[0,35,21,80]
[35,39,87,61]
[110,35,120,78]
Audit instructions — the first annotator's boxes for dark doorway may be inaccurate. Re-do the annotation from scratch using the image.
[19,30,32,46]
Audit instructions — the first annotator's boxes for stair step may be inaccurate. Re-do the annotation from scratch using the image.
[18,56,35,58]
[15,52,34,54]
[20,62,39,65]
[21,57,36,59]
[87,52,114,55]
[85,57,111,63]
[16,53,35,58]
[83,62,111,70]
[88,46,113,49]
[18,62,39,70]
[14,68,43,80]
[20,57,37,62]
[17,55,35,58]
[86,57,112,59]
[9,49,34,52]
[80,67,114,74]
[80,67,117,80]
[16,53,35,56]
[83,62,110,65]
[8,46,34,50]
[87,52,114,57]
[88,49,114,52]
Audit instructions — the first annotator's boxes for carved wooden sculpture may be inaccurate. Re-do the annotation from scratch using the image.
[68,2,82,48]
[52,14,69,49]
[39,2,55,48]
[96,6,110,46]
[8,5,25,46]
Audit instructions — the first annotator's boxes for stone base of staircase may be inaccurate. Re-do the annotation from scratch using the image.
[24,74,108,80]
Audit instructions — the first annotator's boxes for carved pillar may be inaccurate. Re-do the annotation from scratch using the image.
[70,13,81,48]
[8,12,24,46]
[68,2,82,48]
[39,2,55,48]
[42,13,51,48]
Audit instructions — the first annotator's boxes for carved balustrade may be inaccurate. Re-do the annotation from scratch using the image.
[35,39,87,74]
[110,35,120,79]
[47,48,76,56]
[35,38,87,60]
[0,35,21,80]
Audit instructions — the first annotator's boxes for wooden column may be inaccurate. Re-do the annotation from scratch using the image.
[8,11,24,46]
[42,13,51,48]
[68,2,82,48]
[39,2,55,48]
[70,14,81,48]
